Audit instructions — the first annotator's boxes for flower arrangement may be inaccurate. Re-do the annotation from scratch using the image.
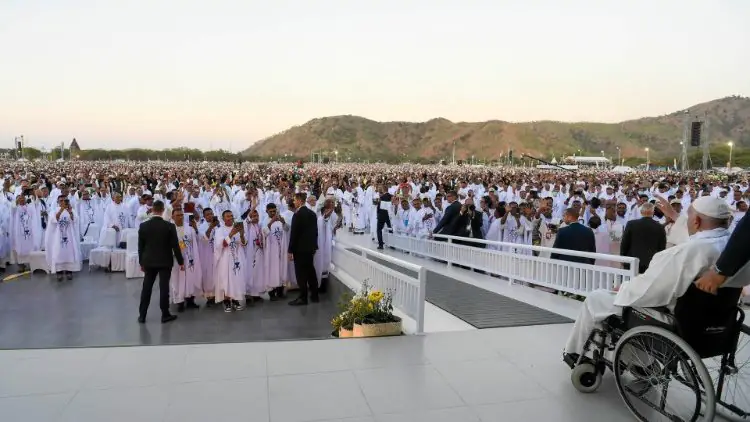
[331,280,401,338]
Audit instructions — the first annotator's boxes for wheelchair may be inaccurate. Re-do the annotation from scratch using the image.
[564,284,750,422]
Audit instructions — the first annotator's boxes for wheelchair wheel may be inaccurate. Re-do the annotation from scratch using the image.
[571,362,602,393]
[705,323,750,421]
[613,326,715,422]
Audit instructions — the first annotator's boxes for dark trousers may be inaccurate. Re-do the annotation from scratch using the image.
[376,214,391,247]
[293,252,318,300]
[139,267,172,318]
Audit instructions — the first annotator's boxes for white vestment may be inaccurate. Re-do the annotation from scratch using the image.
[244,222,265,296]
[170,224,203,303]
[263,220,287,290]
[281,210,297,287]
[100,202,131,246]
[9,204,41,264]
[314,213,334,283]
[564,228,731,354]
[213,225,247,301]
[76,200,100,238]
[198,221,217,297]
[0,198,11,264]
[45,209,82,273]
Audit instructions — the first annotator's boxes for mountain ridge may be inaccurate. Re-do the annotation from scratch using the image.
[242,96,750,162]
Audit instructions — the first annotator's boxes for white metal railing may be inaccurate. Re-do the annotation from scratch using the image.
[331,241,427,333]
[383,230,639,296]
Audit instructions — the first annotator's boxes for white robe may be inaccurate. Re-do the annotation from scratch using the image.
[263,220,287,290]
[213,225,247,302]
[198,221,217,297]
[281,210,297,288]
[99,202,131,246]
[45,209,82,273]
[170,224,203,303]
[315,213,334,283]
[0,198,11,264]
[564,228,731,354]
[9,203,41,264]
[244,222,265,296]
[76,200,100,238]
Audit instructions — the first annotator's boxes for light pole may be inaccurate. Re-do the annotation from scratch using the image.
[334,150,338,163]
[728,141,734,168]
[645,147,650,168]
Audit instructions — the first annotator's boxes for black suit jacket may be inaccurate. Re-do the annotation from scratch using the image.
[434,201,461,235]
[288,206,319,255]
[716,214,749,276]
[550,222,597,265]
[620,217,667,273]
[138,217,184,268]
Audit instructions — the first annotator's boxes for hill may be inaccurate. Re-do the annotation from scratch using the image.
[242,96,750,162]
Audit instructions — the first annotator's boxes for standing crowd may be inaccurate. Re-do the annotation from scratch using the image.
[1,160,748,321]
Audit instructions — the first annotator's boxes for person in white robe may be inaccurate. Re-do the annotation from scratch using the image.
[214,210,248,312]
[280,198,298,289]
[263,203,289,299]
[76,190,100,240]
[198,207,219,307]
[563,196,733,359]
[169,209,202,312]
[244,209,265,303]
[9,196,41,271]
[315,201,335,289]
[45,196,82,280]
[0,195,10,272]
[99,192,131,247]
[485,208,504,250]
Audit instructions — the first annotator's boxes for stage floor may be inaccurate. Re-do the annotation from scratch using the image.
[0,266,345,349]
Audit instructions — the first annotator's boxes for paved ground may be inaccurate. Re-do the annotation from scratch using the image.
[0,324,648,422]
[0,266,345,349]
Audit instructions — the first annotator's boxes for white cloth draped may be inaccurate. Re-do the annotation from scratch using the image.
[213,225,247,302]
[45,209,82,273]
[170,224,202,303]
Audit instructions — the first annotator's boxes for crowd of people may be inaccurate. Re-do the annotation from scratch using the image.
[1,159,748,320]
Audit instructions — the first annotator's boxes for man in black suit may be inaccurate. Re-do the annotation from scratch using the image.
[620,202,667,273]
[551,208,597,265]
[375,185,393,250]
[433,191,460,236]
[287,192,319,306]
[137,200,184,323]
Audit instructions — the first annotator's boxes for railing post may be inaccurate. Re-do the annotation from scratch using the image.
[446,237,452,268]
[417,266,427,334]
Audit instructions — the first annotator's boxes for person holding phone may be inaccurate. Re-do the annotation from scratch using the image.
[213,210,248,312]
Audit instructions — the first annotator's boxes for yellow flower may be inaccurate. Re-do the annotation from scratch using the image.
[368,291,384,303]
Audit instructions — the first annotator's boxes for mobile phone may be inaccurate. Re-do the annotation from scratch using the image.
[188,214,195,224]
[233,221,243,229]
[22,188,32,196]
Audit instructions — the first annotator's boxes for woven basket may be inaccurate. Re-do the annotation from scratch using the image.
[352,321,402,338]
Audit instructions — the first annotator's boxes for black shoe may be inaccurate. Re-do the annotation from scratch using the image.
[206,298,215,308]
[377,246,384,250]
[177,303,185,313]
[66,271,73,280]
[56,272,63,282]
[186,297,200,309]
[288,297,308,306]
[161,314,177,324]
[223,301,232,312]
[319,279,328,294]
[310,296,320,303]
[252,296,264,303]
[137,316,146,324]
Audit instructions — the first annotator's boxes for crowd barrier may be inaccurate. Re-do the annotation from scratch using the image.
[382,230,639,296]
[331,241,427,333]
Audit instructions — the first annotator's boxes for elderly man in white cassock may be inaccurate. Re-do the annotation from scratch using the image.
[263,202,288,300]
[563,196,733,361]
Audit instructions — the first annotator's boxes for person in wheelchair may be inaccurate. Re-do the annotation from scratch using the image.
[563,196,733,363]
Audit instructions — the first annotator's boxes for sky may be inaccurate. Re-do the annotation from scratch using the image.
[1,0,749,151]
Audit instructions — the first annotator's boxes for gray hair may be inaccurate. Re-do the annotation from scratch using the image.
[640,202,655,216]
